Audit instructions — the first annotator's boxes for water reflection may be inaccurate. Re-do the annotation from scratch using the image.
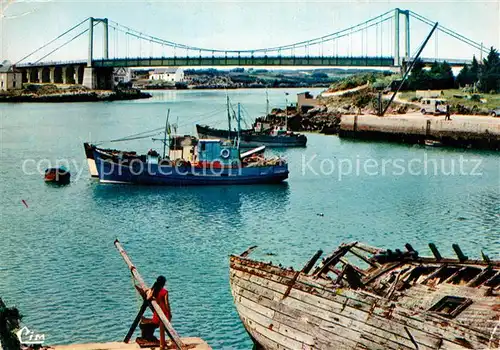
[91,182,290,227]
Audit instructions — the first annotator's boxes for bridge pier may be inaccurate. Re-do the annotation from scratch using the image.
[37,68,43,84]
[49,67,55,83]
[74,66,81,85]
[83,67,96,89]
[83,67,113,89]
[61,67,67,84]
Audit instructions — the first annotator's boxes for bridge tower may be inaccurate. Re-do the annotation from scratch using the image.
[83,17,111,89]
[394,8,410,67]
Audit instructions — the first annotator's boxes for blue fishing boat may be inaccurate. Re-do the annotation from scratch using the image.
[196,94,307,148]
[196,124,307,148]
[92,104,289,186]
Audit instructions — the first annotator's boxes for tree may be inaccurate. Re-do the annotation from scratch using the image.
[470,55,479,79]
[311,72,328,79]
[407,58,432,90]
[440,61,455,89]
[456,64,471,87]
[478,47,500,92]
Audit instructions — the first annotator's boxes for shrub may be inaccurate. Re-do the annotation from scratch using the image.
[470,94,481,102]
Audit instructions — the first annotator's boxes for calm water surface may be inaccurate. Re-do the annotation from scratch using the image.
[0,89,499,349]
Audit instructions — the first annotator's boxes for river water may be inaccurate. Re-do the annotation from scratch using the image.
[0,88,498,349]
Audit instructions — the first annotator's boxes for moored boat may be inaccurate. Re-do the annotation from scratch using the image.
[92,138,288,186]
[44,167,71,184]
[196,124,307,148]
[84,142,138,178]
[197,94,307,148]
[425,139,443,147]
[229,242,500,349]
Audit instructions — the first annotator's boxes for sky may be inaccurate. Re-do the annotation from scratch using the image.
[1,0,499,65]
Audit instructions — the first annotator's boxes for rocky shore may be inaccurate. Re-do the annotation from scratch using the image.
[0,84,151,103]
[262,85,500,150]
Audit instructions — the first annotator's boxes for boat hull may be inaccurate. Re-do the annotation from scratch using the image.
[84,142,98,177]
[229,256,496,350]
[94,151,288,186]
[196,124,307,148]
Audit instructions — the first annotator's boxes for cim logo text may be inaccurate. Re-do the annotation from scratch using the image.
[16,326,45,345]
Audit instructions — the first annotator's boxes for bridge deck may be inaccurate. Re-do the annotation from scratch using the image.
[16,56,394,68]
[14,55,473,69]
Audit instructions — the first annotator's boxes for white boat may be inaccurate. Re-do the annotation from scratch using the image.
[425,139,443,147]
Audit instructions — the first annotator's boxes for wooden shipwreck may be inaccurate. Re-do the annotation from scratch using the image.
[229,242,500,349]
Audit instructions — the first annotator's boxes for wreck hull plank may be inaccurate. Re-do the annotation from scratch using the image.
[232,269,439,350]
[232,263,481,348]
[230,256,497,349]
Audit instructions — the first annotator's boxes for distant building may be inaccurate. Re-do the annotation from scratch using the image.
[297,91,320,112]
[0,61,22,91]
[149,67,184,82]
[113,68,131,85]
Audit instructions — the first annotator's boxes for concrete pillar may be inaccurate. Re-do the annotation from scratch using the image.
[394,8,400,67]
[49,67,55,83]
[73,66,78,84]
[83,67,96,89]
[62,66,67,84]
[88,17,94,67]
[27,69,32,83]
[103,19,109,59]
[403,10,410,59]
[37,68,43,83]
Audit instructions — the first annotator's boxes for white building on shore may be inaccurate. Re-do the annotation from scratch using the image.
[149,67,184,82]
[113,67,131,86]
[0,61,22,91]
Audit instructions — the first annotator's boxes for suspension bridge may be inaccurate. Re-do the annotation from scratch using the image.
[13,8,488,89]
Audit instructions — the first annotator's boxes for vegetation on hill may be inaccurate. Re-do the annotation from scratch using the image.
[407,47,500,93]
[326,72,394,92]
[407,60,454,90]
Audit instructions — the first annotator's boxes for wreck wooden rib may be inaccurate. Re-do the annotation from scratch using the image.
[229,242,499,350]
[467,267,493,287]
[349,247,380,268]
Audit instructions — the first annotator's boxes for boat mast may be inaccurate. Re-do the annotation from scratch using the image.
[162,109,170,159]
[226,93,232,140]
[237,103,241,150]
[266,89,269,117]
[284,93,288,130]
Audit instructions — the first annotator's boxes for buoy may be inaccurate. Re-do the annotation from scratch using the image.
[44,167,71,185]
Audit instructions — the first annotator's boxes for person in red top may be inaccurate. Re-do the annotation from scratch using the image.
[139,275,172,342]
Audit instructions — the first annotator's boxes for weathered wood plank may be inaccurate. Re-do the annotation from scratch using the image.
[231,256,495,349]
[233,273,436,350]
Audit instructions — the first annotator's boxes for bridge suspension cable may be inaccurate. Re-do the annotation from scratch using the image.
[409,11,488,54]
[106,9,394,55]
[15,17,90,64]
[33,21,99,64]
